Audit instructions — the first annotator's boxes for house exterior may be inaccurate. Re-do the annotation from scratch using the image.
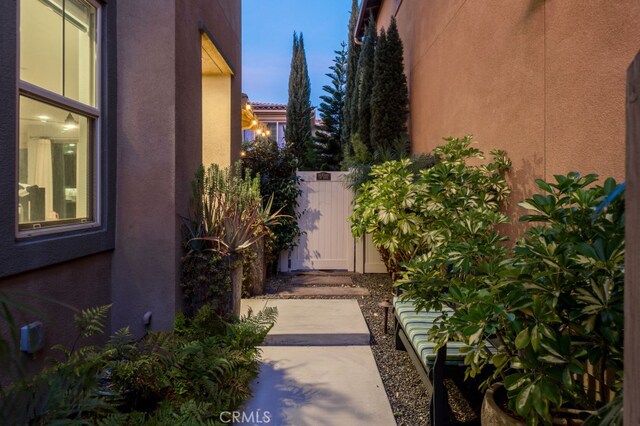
[0,0,241,368]
[357,0,640,237]
[243,102,288,148]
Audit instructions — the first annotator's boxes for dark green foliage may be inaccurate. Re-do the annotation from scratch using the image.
[180,252,232,317]
[342,0,361,160]
[241,138,302,269]
[355,14,377,157]
[344,136,437,193]
[285,32,313,170]
[181,163,264,317]
[314,42,347,171]
[2,304,118,423]
[2,303,277,424]
[352,136,508,277]
[396,146,624,425]
[371,17,409,156]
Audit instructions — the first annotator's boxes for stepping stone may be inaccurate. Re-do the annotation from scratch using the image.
[277,286,370,297]
[294,270,355,276]
[290,275,354,286]
[241,299,370,345]
[241,346,396,426]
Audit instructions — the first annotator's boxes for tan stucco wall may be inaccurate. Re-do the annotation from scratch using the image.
[376,0,640,237]
[113,0,241,337]
[203,75,232,167]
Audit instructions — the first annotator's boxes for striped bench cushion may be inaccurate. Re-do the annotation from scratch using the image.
[394,298,468,366]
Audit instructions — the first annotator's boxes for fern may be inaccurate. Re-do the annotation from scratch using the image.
[75,304,111,338]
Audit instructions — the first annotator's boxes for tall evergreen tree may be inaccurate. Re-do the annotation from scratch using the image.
[342,0,360,160]
[371,16,409,156]
[285,32,313,169]
[355,14,377,158]
[314,42,347,170]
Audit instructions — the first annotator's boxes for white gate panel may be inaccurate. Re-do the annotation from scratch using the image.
[290,172,354,271]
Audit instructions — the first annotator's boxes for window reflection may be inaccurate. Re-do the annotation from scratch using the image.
[20,0,97,106]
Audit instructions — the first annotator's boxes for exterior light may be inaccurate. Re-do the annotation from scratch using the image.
[245,104,252,111]
[240,150,246,157]
[251,119,257,126]
[266,130,271,136]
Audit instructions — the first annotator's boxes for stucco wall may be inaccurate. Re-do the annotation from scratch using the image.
[113,0,179,336]
[203,75,232,167]
[113,0,241,336]
[376,0,640,237]
[0,253,111,374]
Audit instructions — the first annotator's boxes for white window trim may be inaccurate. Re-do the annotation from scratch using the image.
[16,0,102,238]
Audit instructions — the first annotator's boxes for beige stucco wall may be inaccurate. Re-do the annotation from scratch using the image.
[203,75,232,167]
[376,0,640,237]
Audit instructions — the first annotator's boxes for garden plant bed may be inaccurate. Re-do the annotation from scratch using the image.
[253,273,479,426]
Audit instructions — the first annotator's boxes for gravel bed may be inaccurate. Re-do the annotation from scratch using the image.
[252,273,480,426]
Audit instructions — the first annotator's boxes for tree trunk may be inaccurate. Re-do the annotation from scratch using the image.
[230,253,243,317]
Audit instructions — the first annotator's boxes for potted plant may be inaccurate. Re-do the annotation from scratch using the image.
[183,163,284,317]
[403,172,624,425]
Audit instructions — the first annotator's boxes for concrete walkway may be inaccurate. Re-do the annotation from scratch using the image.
[240,297,396,426]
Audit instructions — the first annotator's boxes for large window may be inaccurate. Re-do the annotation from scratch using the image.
[18,0,99,235]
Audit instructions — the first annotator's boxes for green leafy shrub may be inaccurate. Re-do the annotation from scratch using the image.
[351,136,508,277]
[241,138,302,270]
[180,252,231,317]
[2,303,277,424]
[401,171,624,425]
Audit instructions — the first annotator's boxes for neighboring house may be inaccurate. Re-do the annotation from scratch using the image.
[242,101,317,148]
[243,102,288,148]
[357,0,640,237]
[0,0,242,367]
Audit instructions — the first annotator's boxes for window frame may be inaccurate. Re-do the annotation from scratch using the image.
[0,0,116,278]
[16,0,102,238]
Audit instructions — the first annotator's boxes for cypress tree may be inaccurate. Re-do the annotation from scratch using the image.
[285,32,313,169]
[342,0,360,160]
[355,14,377,157]
[370,17,409,156]
[314,42,347,170]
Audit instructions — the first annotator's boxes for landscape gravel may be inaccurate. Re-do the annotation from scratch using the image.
[252,272,480,426]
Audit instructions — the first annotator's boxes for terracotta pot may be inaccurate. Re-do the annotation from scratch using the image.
[482,383,594,426]
[481,383,525,426]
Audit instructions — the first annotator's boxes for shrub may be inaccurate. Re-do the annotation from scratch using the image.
[351,136,508,277]
[180,252,231,318]
[241,138,302,270]
[2,303,277,424]
[400,171,624,425]
[182,162,281,316]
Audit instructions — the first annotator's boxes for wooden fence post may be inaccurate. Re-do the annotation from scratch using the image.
[625,50,640,426]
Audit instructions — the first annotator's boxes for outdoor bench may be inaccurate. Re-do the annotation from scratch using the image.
[394,298,489,426]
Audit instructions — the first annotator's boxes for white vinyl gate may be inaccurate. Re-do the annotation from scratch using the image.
[280,171,385,273]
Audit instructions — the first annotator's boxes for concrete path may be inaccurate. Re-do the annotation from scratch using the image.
[242,299,370,345]
[239,298,396,426]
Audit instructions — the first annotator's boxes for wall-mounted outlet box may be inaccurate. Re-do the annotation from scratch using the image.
[20,321,44,354]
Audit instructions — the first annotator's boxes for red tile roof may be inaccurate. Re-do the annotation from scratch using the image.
[252,102,287,110]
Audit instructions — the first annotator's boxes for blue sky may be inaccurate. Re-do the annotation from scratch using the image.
[242,0,352,107]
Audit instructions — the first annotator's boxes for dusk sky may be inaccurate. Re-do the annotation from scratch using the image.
[242,0,352,107]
